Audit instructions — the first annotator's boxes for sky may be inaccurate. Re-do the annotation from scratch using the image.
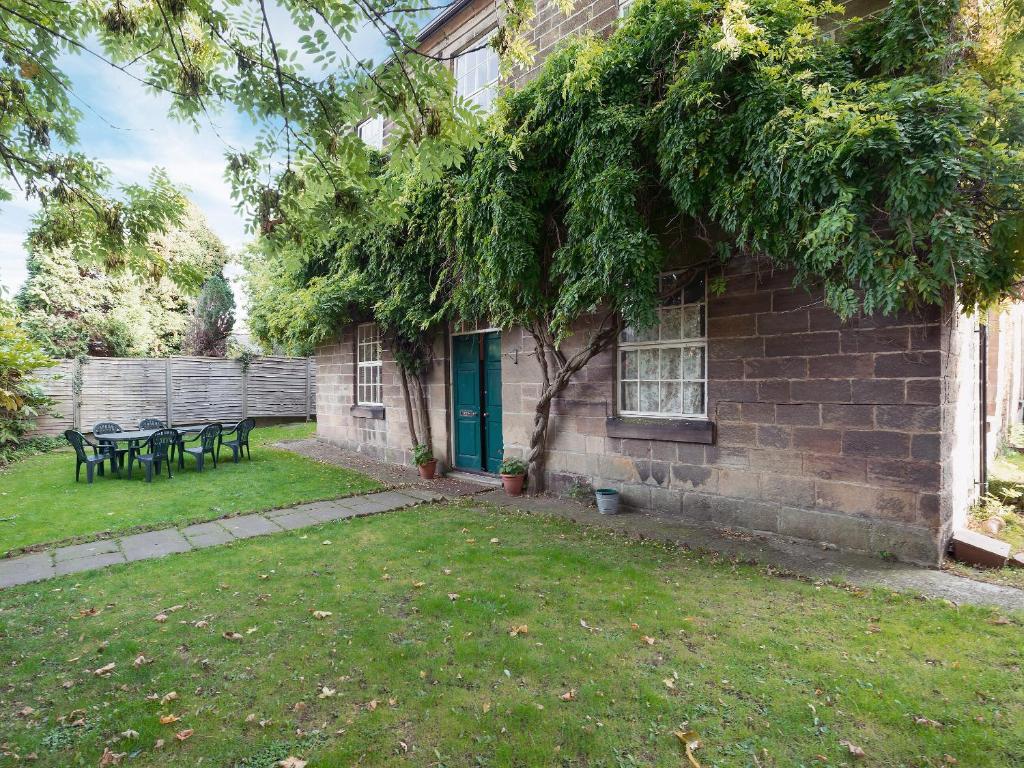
[0,6,394,319]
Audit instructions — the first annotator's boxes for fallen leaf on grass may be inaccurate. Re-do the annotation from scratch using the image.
[222,632,243,641]
[278,758,307,768]
[318,687,336,699]
[991,616,1011,626]
[159,714,180,725]
[640,635,656,646]
[579,619,601,633]
[193,620,209,629]
[509,624,528,637]
[166,604,184,613]
[154,614,168,623]
[132,655,148,668]
[99,747,126,766]
[17,706,35,717]
[161,692,178,705]
[490,538,500,544]
[119,729,139,740]
[560,689,577,702]
[366,699,378,711]
[311,611,332,620]
[663,678,676,690]
[174,729,193,742]
[448,593,459,601]
[839,740,865,758]
[673,730,702,768]
[913,716,943,728]
[93,663,115,677]
[153,739,165,749]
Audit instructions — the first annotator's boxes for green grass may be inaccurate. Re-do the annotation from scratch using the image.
[0,423,382,556]
[0,502,1019,768]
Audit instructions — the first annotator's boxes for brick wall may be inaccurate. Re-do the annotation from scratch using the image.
[498,256,951,564]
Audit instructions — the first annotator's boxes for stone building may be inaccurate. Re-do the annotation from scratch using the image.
[316,0,1024,564]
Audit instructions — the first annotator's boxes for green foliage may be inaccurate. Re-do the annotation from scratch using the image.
[16,204,229,358]
[499,456,528,475]
[412,443,435,466]
[249,0,1024,369]
[0,290,54,465]
[186,273,236,357]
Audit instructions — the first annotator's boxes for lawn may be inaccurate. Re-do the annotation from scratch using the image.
[0,423,382,556]
[0,502,1019,768]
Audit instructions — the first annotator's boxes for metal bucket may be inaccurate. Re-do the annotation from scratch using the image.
[595,488,620,515]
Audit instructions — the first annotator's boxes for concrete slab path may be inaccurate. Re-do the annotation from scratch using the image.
[0,490,431,590]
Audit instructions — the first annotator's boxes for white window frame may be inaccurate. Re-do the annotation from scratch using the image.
[357,115,385,150]
[617,271,707,419]
[618,0,635,16]
[356,323,384,406]
[454,31,499,113]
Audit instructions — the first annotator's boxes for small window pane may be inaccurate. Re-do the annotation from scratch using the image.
[639,382,660,412]
[621,350,637,379]
[659,307,681,340]
[621,381,639,411]
[660,381,681,413]
[681,346,704,380]
[683,274,705,304]
[635,323,659,342]
[682,382,704,414]
[682,304,705,339]
[638,349,659,380]
[660,347,681,380]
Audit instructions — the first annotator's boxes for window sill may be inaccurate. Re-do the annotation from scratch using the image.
[351,404,385,420]
[606,417,714,444]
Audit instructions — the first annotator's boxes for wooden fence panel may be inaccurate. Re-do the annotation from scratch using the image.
[170,357,244,425]
[30,356,315,436]
[246,357,311,417]
[31,360,75,435]
[79,358,167,432]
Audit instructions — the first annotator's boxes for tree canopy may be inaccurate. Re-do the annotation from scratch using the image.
[16,202,230,357]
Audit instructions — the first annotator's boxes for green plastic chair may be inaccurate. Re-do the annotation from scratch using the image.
[218,417,255,464]
[92,422,127,474]
[128,428,179,483]
[64,430,111,484]
[181,423,222,472]
[138,418,165,430]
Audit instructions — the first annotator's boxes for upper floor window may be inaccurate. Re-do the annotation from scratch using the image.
[619,0,635,15]
[618,272,706,418]
[455,33,499,113]
[357,115,385,150]
[357,323,383,406]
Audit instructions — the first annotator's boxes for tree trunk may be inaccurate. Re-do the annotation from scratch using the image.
[412,370,432,450]
[398,364,420,449]
[525,319,621,493]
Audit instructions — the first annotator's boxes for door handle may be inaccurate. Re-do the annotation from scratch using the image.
[482,412,489,418]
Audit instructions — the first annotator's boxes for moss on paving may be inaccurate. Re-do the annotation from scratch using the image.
[0,423,382,555]
[0,502,1020,767]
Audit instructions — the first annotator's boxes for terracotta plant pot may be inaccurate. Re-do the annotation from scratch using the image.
[501,473,525,496]
[417,459,437,480]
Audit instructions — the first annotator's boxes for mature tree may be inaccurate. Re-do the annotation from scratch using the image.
[186,273,236,356]
[1,0,564,272]
[16,202,229,357]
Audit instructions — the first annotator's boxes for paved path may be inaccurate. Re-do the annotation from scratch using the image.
[0,489,446,590]
[482,491,1024,613]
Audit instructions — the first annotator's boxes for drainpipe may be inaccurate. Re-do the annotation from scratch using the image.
[978,323,988,498]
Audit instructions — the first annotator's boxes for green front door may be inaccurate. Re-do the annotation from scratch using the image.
[483,332,504,473]
[452,331,503,472]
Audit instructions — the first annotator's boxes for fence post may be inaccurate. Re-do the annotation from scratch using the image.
[241,359,248,419]
[305,357,312,421]
[165,359,173,426]
[72,357,81,431]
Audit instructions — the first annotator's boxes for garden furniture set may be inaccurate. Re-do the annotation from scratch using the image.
[64,417,255,483]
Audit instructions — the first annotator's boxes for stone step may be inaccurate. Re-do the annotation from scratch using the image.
[950,528,1011,569]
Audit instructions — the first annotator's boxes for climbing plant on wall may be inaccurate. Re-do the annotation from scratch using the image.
[247,0,1024,489]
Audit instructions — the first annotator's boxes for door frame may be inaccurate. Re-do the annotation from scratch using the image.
[448,326,502,474]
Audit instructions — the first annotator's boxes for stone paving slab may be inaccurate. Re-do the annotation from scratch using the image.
[55,551,126,577]
[181,521,235,548]
[54,539,120,562]
[271,509,325,530]
[0,489,445,590]
[121,529,192,562]
[219,515,282,539]
[0,553,54,588]
[399,488,447,502]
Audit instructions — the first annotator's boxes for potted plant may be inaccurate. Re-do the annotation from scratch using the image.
[413,443,437,479]
[499,456,528,496]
